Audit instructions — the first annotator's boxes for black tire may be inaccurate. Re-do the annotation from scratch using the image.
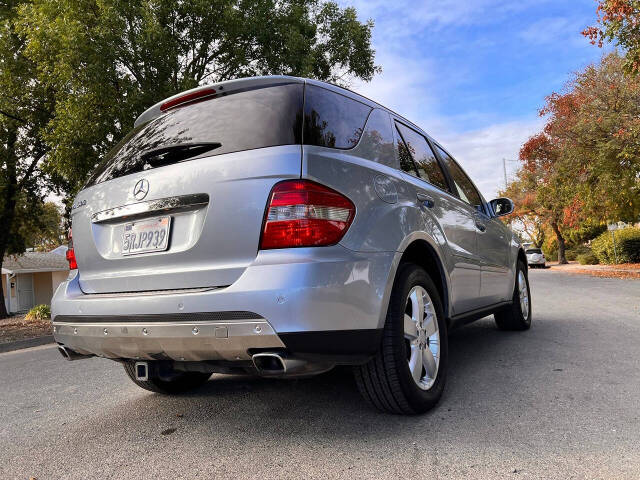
[123,362,211,394]
[494,260,532,331]
[354,263,448,414]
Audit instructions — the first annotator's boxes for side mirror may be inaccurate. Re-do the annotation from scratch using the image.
[489,197,514,217]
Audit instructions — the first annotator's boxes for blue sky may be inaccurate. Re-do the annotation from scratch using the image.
[340,0,607,198]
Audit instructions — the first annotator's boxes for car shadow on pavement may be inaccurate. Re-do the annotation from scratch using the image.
[71,315,559,447]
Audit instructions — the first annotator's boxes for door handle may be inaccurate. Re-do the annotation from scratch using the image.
[416,193,435,208]
[475,222,486,232]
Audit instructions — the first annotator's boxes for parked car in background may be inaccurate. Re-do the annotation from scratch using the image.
[526,248,546,268]
[51,76,531,414]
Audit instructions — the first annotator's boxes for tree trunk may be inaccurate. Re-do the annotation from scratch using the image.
[0,125,19,318]
[551,221,567,264]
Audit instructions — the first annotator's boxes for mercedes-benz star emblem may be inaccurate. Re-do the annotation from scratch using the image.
[133,178,149,200]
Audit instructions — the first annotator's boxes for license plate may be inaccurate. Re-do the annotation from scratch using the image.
[122,217,171,256]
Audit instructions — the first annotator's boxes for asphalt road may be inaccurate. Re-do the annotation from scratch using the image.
[2,270,639,480]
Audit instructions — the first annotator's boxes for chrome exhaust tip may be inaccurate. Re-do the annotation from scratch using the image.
[251,352,309,376]
[57,345,94,361]
[252,352,287,375]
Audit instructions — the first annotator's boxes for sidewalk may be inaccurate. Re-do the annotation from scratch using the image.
[547,261,640,280]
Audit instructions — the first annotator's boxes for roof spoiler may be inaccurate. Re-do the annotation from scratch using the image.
[134,75,304,128]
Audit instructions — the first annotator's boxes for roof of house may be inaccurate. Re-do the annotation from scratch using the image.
[2,251,69,274]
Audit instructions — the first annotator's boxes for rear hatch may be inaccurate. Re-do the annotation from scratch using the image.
[71,78,304,293]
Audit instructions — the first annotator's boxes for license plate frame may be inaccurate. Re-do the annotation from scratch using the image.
[122,216,172,256]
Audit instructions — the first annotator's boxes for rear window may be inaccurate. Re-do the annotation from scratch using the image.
[302,85,372,149]
[526,248,542,254]
[86,83,304,186]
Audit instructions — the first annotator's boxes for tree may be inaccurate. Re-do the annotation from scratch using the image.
[0,0,379,317]
[516,132,573,264]
[507,53,640,265]
[17,0,379,191]
[18,202,65,252]
[500,178,546,248]
[0,0,55,317]
[583,1,640,74]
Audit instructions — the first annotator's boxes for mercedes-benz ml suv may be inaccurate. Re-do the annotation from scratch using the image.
[52,76,531,414]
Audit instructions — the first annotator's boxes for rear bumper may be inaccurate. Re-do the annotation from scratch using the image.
[527,257,545,265]
[53,317,283,362]
[52,246,396,363]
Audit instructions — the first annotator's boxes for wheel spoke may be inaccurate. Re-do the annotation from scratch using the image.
[422,348,437,379]
[423,312,437,337]
[409,347,423,383]
[411,288,425,325]
[404,314,418,339]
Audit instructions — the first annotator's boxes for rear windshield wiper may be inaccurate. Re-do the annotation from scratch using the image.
[138,142,222,168]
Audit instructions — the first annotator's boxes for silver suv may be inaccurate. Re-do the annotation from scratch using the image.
[52,76,531,414]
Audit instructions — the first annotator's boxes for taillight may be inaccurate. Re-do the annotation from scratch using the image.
[260,180,355,250]
[66,228,77,270]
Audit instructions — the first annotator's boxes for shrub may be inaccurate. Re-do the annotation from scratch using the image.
[565,244,591,261]
[25,304,51,321]
[591,227,640,264]
[577,252,599,265]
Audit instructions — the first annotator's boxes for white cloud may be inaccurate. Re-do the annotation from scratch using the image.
[341,0,551,199]
[344,0,554,30]
[347,42,542,200]
[435,118,544,199]
[349,48,439,126]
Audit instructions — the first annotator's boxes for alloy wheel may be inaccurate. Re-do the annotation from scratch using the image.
[404,286,440,390]
[518,270,529,321]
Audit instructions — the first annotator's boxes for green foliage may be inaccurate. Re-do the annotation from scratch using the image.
[566,244,592,261]
[565,223,607,246]
[591,227,640,264]
[16,0,379,193]
[25,304,51,321]
[18,202,65,251]
[578,251,600,265]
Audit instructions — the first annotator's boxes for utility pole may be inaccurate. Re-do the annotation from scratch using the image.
[503,158,508,190]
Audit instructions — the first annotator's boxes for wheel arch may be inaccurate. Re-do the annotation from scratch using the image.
[517,247,528,271]
[378,233,451,329]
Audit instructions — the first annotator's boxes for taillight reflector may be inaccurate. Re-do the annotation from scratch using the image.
[160,88,217,112]
[66,228,77,270]
[260,180,355,249]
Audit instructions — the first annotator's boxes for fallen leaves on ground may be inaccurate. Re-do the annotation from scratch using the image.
[570,269,640,280]
[548,262,640,279]
[0,315,52,343]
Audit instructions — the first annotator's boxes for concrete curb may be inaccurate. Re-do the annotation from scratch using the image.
[0,336,54,353]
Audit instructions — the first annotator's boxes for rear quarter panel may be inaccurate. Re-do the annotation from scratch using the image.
[302,143,452,326]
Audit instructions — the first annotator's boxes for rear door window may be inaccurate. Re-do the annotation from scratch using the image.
[303,85,372,149]
[395,123,450,192]
[86,83,304,186]
[434,144,484,210]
